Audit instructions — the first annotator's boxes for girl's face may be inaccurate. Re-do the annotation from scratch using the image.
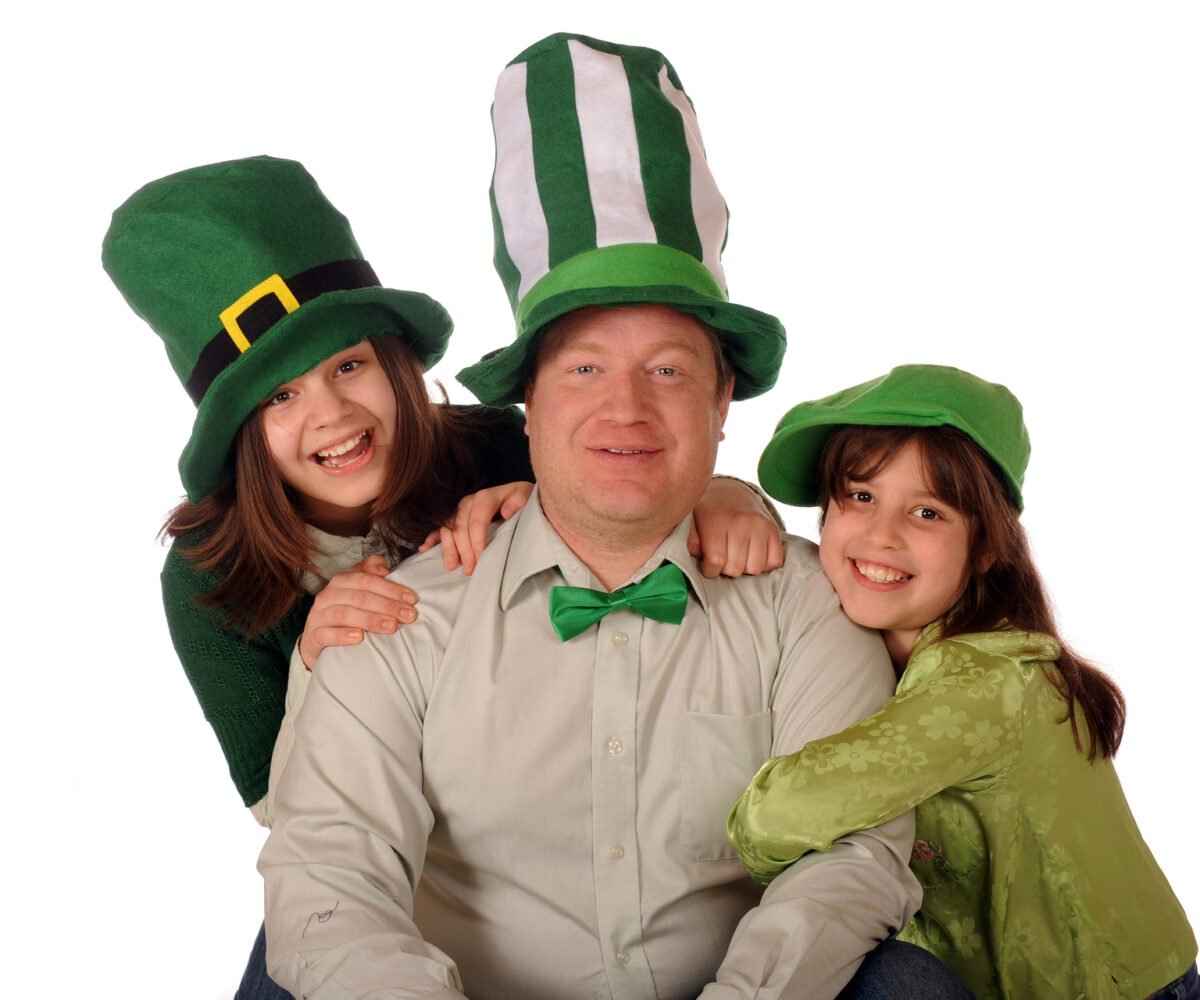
[819,439,972,665]
[260,340,397,535]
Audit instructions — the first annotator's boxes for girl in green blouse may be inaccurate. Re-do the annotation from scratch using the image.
[728,364,1197,1000]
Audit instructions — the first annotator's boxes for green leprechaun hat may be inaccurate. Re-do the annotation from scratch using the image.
[757,364,1031,510]
[456,33,786,405]
[102,155,452,501]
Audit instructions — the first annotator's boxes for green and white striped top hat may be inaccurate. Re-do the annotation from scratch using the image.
[456,33,787,405]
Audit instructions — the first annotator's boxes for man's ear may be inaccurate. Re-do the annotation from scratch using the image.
[716,377,734,428]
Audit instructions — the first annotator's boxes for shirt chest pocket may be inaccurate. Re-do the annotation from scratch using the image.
[680,710,772,862]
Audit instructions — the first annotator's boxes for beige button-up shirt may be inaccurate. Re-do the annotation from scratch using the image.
[261,491,920,999]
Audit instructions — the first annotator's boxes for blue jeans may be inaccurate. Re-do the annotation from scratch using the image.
[1150,964,1200,1000]
[234,924,292,1000]
[837,938,975,1000]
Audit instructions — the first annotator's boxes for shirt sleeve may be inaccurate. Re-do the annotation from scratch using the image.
[728,638,1024,884]
[257,640,312,829]
[258,616,467,998]
[160,542,304,808]
[704,558,923,1000]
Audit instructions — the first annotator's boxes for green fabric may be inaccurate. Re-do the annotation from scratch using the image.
[526,39,595,268]
[548,562,688,641]
[757,364,1030,510]
[159,406,533,808]
[458,247,786,407]
[102,155,453,500]
[728,627,1197,999]
[458,32,785,407]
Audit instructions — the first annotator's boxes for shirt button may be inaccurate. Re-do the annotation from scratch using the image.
[609,845,625,859]
[611,631,629,645]
[616,951,630,965]
[606,737,624,756]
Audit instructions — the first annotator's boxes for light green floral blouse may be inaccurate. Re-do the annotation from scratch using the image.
[727,626,1196,999]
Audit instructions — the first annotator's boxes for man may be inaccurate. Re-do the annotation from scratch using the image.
[261,33,958,999]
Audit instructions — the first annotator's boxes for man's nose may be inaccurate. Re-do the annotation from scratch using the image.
[603,371,652,423]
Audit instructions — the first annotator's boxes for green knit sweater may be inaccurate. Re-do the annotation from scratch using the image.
[160,405,533,808]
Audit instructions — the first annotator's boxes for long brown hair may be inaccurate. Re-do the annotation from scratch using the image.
[164,335,502,636]
[817,424,1125,760]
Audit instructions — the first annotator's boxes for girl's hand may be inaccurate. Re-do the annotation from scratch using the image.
[689,477,786,578]
[299,555,418,669]
[418,481,534,576]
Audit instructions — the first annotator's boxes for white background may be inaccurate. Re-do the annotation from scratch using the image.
[2,2,1196,995]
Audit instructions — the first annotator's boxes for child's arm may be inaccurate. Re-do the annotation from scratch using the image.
[425,476,785,577]
[728,638,1026,884]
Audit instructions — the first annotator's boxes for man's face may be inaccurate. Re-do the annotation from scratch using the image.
[525,304,732,543]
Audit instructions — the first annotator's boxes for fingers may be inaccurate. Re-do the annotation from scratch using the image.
[498,485,532,519]
[687,522,702,558]
[417,529,441,553]
[440,525,462,573]
[358,554,391,576]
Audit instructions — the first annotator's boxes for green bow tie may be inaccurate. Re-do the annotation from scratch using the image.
[549,562,689,641]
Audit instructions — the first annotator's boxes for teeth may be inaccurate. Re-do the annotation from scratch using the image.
[317,431,367,459]
[855,559,911,584]
[605,448,646,454]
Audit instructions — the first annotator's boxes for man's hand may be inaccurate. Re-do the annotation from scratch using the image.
[689,477,786,578]
[419,481,534,576]
[299,555,418,668]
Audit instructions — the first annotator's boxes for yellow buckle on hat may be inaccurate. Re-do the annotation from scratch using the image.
[219,273,301,352]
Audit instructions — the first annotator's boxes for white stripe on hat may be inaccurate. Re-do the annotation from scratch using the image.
[658,66,728,293]
[492,61,550,299]
[568,38,657,250]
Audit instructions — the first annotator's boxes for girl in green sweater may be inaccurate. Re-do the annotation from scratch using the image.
[104,156,783,1000]
[727,364,1197,1000]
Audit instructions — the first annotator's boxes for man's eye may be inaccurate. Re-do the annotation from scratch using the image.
[571,365,596,375]
[653,366,679,377]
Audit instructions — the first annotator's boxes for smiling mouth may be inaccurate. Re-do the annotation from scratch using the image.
[313,430,372,469]
[852,559,912,584]
[591,447,662,457]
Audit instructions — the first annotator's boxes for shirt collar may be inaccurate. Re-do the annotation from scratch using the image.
[498,486,711,614]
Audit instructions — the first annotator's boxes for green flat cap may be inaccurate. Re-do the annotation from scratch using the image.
[758,364,1030,509]
[457,32,786,405]
[103,155,453,500]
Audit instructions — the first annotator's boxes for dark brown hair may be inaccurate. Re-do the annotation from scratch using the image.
[818,424,1125,760]
[164,335,501,636]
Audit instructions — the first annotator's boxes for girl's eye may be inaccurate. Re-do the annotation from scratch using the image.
[914,506,942,521]
[266,389,294,407]
[335,359,362,375]
[848,489,873,504]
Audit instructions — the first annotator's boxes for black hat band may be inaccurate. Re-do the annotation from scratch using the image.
[184,259,381,404]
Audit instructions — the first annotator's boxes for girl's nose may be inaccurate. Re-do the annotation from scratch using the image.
[309,382,354,429]
[865,507,905,548]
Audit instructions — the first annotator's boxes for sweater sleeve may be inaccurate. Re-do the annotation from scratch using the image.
[160,540,310,808]
[470,404,534,486]
[728,638,1025,884]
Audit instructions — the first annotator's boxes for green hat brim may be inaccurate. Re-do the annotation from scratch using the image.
[457,245,785,405]
[180,287,451,500]
[758,408,1026,511]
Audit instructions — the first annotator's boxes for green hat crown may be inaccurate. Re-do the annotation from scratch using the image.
[758,364,1031,510]
[102,155,453,500]
[457,33,786,405]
